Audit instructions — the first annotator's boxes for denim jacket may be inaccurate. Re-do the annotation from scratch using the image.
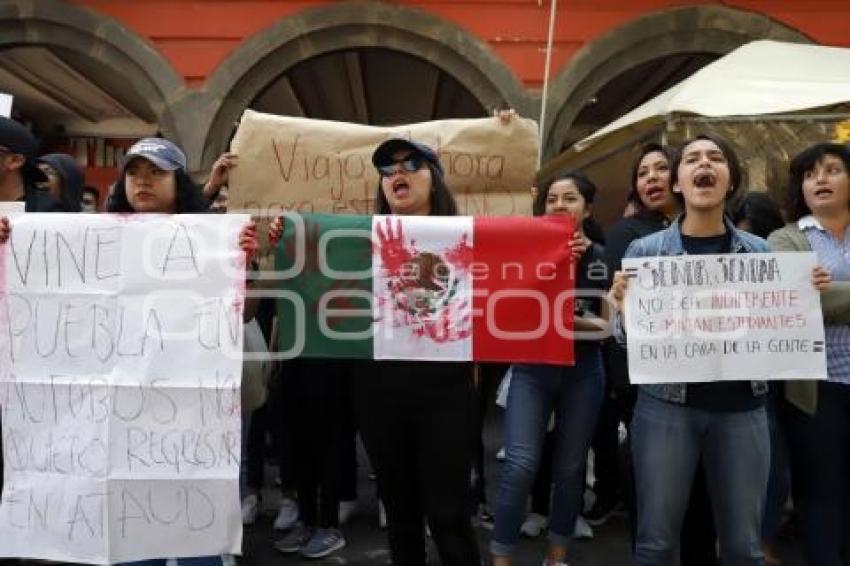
[618,215,770,404]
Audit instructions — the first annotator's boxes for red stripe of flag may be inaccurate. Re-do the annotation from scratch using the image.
[471,216,575,365]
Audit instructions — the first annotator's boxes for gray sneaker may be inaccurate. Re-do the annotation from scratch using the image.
[273,497,300,531]
[300,528,346,559]
[275,522,313,554]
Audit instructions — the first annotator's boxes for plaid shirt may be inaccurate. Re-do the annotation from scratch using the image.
[800,215,850,385]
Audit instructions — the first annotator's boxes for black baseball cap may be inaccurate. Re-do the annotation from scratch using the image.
[122,137,187,171]
[0,117,47,183]
[371,138,444,177]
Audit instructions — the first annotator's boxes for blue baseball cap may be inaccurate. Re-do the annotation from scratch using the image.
[372,138,444,177]
[123,137,187,171]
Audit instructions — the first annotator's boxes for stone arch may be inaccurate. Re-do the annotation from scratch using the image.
[543,5,813,159]
[196,1,532,169]
[0,0,186,145]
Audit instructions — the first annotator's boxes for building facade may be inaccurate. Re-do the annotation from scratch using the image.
[2,0,848,184]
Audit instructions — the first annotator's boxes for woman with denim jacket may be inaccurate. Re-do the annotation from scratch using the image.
[608,134,829,566]
[768,142,850,566]
[600,144,719,566]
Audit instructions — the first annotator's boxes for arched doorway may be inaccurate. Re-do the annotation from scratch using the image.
[0,0,186,188]
[196,1,532,170]
[543,5,812,158]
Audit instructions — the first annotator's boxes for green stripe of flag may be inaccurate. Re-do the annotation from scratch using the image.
[275,214,373,358]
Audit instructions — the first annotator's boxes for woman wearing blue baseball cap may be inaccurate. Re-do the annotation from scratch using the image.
[107,137,210,215]
[0,135,259,566]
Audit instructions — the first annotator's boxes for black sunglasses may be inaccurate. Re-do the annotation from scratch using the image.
[377,157,423,177]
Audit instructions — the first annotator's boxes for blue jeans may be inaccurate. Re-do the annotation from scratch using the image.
[491,347,604,556]
[632,391,769,566]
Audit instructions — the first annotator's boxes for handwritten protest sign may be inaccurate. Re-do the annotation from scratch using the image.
[0,213,247,564]
[623,252,827,384]
[0,202,24,214]
[228,110,539,225]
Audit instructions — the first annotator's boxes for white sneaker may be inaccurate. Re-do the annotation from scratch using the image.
[241,494,260,525]
[573,515,594,539]
[338,499,357,525]
[274,497,300,531]
[378,500,387,529]
[520,513,548,537]
[496,447,506,461]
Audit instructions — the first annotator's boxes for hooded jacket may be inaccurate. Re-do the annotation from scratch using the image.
[39,153,84,212]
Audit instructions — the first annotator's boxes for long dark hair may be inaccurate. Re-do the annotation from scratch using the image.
[671,133,742,207]
[730,192,785,239]
[107,166,208,213]
[628,143,679,214]
[787,142,850,221]
[533,171,605,244]
[374,161,458,216]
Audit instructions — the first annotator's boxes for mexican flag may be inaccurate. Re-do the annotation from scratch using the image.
[275,214,576,365]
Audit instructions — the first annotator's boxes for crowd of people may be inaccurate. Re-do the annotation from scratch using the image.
[0,112,848,566]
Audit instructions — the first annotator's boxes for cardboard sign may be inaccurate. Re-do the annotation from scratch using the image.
[228,110,539,222]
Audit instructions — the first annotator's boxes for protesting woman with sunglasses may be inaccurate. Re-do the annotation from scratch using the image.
[358,138,482,565]
[271,138,480,564]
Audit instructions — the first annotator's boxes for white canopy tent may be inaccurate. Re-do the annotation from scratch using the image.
[540,40,850,225]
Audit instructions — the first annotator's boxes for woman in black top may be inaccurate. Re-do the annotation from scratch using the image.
[591,144,681,524]
[358,138,481,566]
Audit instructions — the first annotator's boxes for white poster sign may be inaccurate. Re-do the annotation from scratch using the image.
[623,252,827,384]
[0,202,24,214]
[0,213,248,564]
[0,94,11,118]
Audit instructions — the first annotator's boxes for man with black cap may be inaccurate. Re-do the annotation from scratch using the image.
[0,116,62,213]
[0,118,61,534]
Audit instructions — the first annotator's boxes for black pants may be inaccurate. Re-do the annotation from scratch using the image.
[291,359,352,528]
[340,410,358,503]
[781,381,850,566]
[356,362,480,566]
[245,404,269,491]
[267,362,299,494]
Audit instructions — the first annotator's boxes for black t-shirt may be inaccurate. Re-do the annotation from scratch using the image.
[603,211,669,287]
[680,231,765,412]
[575,243,606,355]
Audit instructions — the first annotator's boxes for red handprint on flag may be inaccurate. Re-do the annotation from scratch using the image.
[375,216,472,344]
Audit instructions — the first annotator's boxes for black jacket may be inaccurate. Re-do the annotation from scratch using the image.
[602,211,670,287]
[39,153,84,212]
[21,185,63,212]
